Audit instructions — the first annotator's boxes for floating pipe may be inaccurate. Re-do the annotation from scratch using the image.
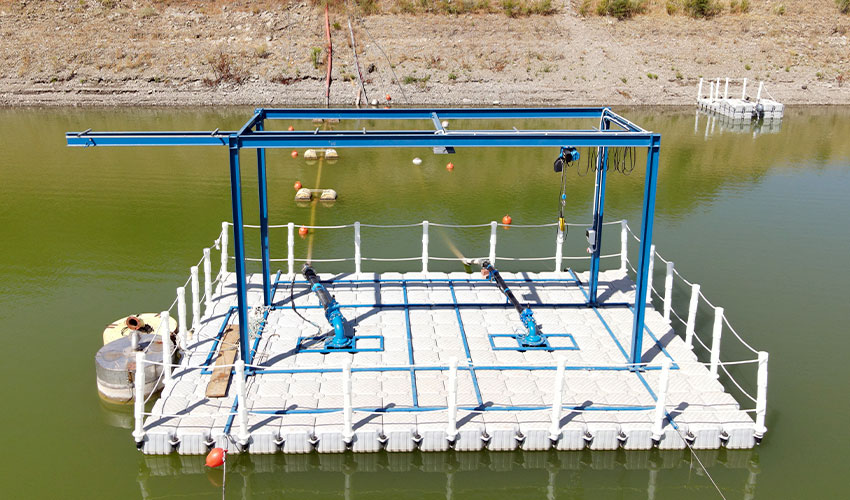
[302,264,352,349]
[126,316,146,331]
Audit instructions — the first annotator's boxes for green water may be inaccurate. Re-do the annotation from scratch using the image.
[0,107,848,499]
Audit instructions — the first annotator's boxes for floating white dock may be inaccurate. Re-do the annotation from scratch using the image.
[134,221,767,455]
[696,78,783,121]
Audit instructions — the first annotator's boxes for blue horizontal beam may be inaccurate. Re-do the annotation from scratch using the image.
[237,131,656,149]
[66,131,231,147]
[259,107,612,121]
[67,130,656,149]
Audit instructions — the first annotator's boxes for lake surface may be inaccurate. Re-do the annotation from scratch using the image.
[0,106,848,499]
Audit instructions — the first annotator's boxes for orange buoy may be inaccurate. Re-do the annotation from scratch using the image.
[291,150,298,158]
[288,125,295,131]
[502,214,512,225]
[446,162,455,171]
[385,94,392,101]
[205,447,225,468]
[294,181,302,190]
[299,226,309,237]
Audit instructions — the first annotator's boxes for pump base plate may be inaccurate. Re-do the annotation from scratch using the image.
[296,334,384,353]
[487,333,578,352]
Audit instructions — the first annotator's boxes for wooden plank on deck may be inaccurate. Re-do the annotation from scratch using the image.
[205,326,239,398]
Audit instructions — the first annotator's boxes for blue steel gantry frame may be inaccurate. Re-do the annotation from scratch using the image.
[66,107,661,369]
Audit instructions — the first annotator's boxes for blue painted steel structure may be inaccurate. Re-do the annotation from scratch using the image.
[66,107,661,368]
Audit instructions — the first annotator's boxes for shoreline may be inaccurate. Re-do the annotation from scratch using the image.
[2,80,848,107]
[1,2,847,107]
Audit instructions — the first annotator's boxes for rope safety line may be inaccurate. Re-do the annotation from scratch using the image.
[624,223,761,354]
[225,220,626,230]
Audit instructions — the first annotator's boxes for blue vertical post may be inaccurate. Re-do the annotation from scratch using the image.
[256,117,271,306]
[588,118,610,305]
[630,134,661,366]
[228,137,252,366]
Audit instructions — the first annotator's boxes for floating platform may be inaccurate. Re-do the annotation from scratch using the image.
[139,268,759,455]
[696,78,783,121]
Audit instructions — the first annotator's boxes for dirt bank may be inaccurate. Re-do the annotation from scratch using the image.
[0,0,847,106]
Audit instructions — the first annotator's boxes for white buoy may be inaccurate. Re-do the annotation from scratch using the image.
[370,99,378,106]
[412,157,422,165]
[441,120,449,128]
[325,148,339,159]
[304,149,318,160]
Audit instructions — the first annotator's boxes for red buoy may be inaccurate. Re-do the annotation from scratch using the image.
[294,181,302,190]
[205,447,225,468]
[502,214,512,225]
[299,226,309,237]
[288,125,295,131]
[291,150,299,158]
[385,94,392,101]
[446,162,455,171]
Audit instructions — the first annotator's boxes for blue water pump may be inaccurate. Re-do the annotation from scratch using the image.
[480,260,544,347]
[302,264,353,349]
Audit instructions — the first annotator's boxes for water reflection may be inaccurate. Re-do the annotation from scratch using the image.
[137,448,762,499]
[694,111,782,138]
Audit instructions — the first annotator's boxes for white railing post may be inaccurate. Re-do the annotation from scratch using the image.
[446,357,459,442]
[697,78,703,101]
[219,222,229,282]
[342,359,354,444]
[663,262,674,322]
[234,359,251,447]
[645,244,656,304]
[620,220,628,273]
[756,81,764,102]
[554,227,564,273]
[548,357,566,442]
[287,222,295,276]
[354,221,362,274]
[742,78,748,100]
[203,248,213,315]
[709,81,714,101]
[160,310,172,384]
[132,351,146,444]
[176,287,187,349]
[709,307,724,377]
[190,266,200,333]
[651,358,672,441]
[685,284,701,350]
[421,221,429,273]
[489,221,498,265]
[724,77,729,99]
[715,78,721,100]
[754,351,769,438]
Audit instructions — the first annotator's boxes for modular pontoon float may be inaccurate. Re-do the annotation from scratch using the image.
[67,108,769,455]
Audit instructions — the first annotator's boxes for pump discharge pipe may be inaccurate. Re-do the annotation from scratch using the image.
[302,264,353,349]
[479,259,544,347]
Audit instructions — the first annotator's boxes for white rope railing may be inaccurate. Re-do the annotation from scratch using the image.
[622,222,767,432]
[138,219,768,447]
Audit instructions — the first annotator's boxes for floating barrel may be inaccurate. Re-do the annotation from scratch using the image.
[295,188,313,201]
[95,334,165,403]
[294,188,338,202]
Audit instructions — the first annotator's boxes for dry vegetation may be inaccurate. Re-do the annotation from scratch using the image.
[0,0,847,105]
